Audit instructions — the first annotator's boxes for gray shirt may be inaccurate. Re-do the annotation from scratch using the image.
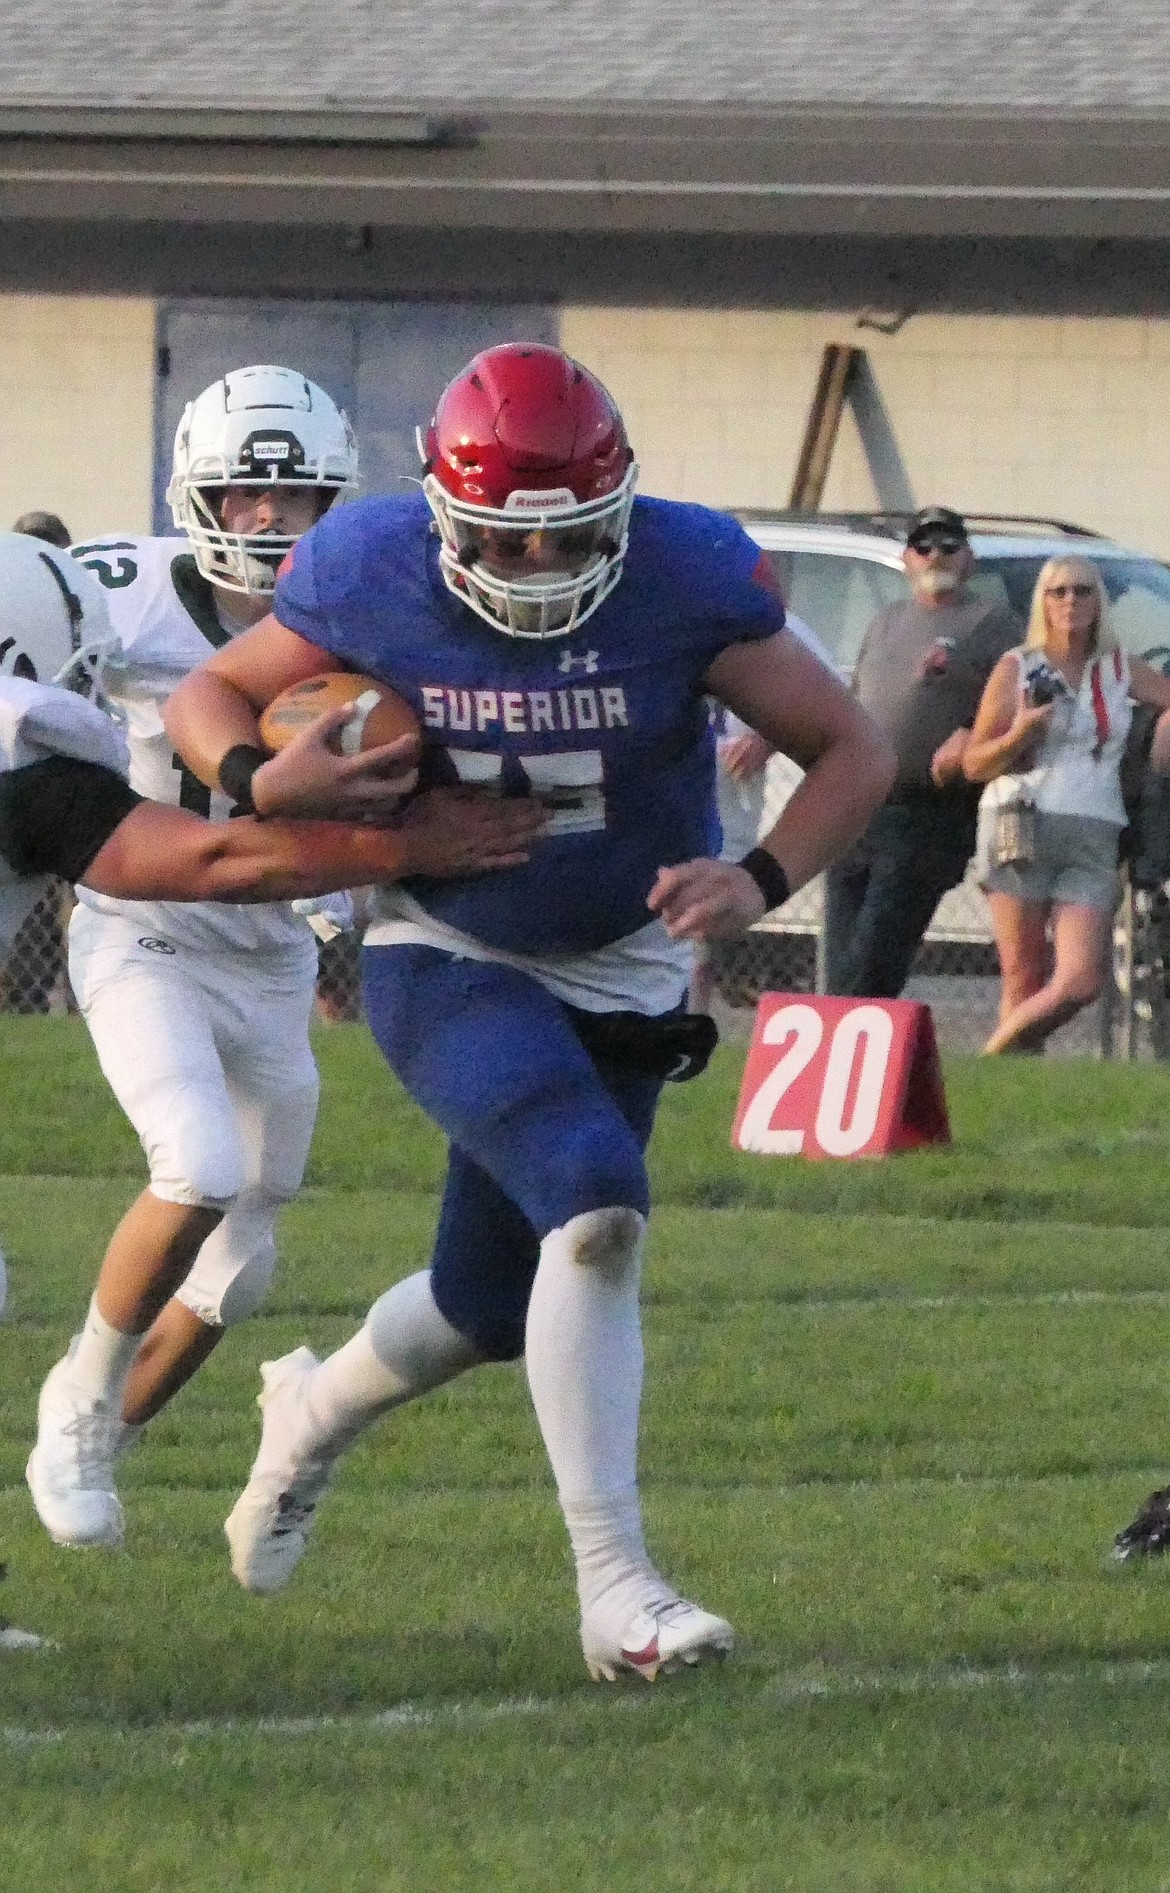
[853,590,1022,799]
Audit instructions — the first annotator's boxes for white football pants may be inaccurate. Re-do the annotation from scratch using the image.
[69,907,319,1327]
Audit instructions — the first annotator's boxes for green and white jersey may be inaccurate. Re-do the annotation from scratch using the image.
[69,535,313,959]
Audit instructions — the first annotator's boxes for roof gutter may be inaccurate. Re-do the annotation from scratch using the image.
[0,107,468,147]
[0,103,1166,238]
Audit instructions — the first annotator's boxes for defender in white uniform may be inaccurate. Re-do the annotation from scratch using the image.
[0,521,542,1557]
[39,366,362,1546]
[68,532,331,1378]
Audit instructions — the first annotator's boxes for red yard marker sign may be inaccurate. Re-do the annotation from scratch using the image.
[732,993,950,1159]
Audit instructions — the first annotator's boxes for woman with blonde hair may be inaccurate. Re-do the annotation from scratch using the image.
[963,555,1170,1054]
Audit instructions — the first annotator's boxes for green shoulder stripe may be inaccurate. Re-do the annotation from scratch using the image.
[170,554,233,649]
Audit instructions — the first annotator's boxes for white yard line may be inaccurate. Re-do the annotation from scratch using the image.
[6,1655,1170,1751]
[638,1286,1170,1319]
[0,1692,630,1750]
[13,1285,1170,1339]
[753,1287,1170,1317]
[758,1655,1170,1706]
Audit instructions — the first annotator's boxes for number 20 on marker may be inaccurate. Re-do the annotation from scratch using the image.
[731,994,950,1160]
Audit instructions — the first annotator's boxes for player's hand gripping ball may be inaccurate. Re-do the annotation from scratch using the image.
[260,673,422,790]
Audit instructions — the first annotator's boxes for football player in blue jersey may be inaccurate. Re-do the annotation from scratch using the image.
[166,342,894,1682]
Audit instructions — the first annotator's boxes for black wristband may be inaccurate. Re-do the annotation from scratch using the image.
[217,744,270,816]
[738,846,792,912]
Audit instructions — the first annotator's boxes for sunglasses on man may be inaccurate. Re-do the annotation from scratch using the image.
[907,533,966,556]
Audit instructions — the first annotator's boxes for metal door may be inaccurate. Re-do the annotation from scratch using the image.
[154,298,557,529]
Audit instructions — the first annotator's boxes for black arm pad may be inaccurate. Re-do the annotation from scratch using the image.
[0,758,141,882]
[218,745,270,816]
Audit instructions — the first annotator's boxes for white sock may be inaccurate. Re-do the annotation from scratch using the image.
[561,1488,673,1628]
[524,1208,669,1633]
[66,1296,141,1406]
[304,1270,479,1444]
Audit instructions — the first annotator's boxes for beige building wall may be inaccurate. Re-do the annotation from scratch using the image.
[5,295,1169,559]
[561,306,1170,561]
[0,295,155,541]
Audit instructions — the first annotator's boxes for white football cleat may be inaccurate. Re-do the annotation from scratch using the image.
[25,1347,124,1548]
[225,1347,341,1594]
[583,1596,734,1683]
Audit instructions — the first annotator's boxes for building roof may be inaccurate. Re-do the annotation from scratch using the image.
[4,0,1170,116]
[2,2,1168,244]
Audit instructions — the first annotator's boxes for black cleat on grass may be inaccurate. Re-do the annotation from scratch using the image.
[1113,1486,1170,1560]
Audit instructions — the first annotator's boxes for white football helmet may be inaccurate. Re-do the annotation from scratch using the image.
[0,532,120,699]
[167,364,359,596]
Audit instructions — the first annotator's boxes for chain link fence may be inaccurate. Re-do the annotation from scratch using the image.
[3,870,1165,1058]
[0,885,75,1014]
[313,930,365,1022]
[710,857,1170,1060]
[0,882,367,1023]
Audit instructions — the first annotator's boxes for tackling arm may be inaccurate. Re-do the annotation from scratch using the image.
[80,799,538,904]
[0,751,540,905]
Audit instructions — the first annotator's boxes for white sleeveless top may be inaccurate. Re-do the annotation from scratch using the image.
[980,645,1132,828]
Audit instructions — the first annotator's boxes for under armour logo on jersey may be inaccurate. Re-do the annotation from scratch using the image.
[557,648,600,675]
[137,936,177,954]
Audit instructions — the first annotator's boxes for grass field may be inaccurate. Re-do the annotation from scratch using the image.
[6,1017,1170,1890]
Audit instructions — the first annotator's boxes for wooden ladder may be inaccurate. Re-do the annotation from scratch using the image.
[787,343,866,510]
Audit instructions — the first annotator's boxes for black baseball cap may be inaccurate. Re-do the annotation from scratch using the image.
[905,506,968,549]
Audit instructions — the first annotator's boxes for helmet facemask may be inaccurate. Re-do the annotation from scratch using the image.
[37,551,122,701]
[178,479,333,598]
[51,628,123,702]
[422,465,637,640]
[0,541,122,703]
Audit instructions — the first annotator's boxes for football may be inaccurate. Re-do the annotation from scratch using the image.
[259,672,422,763]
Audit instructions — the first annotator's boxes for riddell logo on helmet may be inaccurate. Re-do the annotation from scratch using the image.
[505,489,577,512]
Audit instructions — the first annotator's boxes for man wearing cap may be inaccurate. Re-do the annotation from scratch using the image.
[825,506,1022,998]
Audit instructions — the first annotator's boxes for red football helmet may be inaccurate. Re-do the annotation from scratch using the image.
[419,343,637,638]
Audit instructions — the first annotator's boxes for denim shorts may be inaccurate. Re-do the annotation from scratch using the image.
[977,808,1120,910]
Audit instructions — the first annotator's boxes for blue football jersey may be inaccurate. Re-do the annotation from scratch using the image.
[274,492,784,953]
